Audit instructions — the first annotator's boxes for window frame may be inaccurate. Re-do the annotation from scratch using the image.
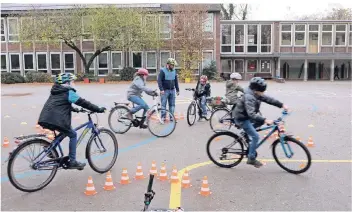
[36,52,48,73]
[146,51,157,75]
[63,52,75,74]
[23,52,35,71]
[174,51,182,70]
[260,24,273,53]
[246,59,258,73]
[82,16,93,41]
[83,52,96,74]
[1,53,8,72]
[234,24,245,54]
[9,53,21,72]
[294,24,306,47]
[131,51,143,69]
[321,24,333,47]
[97,52,109,76]
[247,24,259,53]
[160,51,171,70]
[20,17,35,42]
[203,13,214,33]
[7,17,19,42]
[201,50,213,70]
[280,24,292,46]
[145,15,157,33]
[260,59,271,73]
[1,18,6,42]
[221,59,232,73]
[220,24,232,54]
[307,24,320,53]
[335,24,347,46]
[349,24,352,46]
[50,52,62,76]
[234,59,244,73]
[159,14,171,40]
[111,51,123,75]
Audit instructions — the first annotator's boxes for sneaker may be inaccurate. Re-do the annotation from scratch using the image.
[247,158,263,168]
[139,124,148,129]
[68,160,86,170]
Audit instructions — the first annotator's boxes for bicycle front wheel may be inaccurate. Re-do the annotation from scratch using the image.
[272,136,312,174]
[147,109,176,138]
[108,106,132,134]
[210,108,232,132]
[87,128,118,173]
[186,102,196,126]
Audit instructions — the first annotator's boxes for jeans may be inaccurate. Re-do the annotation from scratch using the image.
[161,89,176,119]
[200,96,207,116]
[235,119,259,160]
[128,95,149,116]
[65,128,78,161]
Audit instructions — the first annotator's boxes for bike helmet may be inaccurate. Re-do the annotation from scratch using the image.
[249,77,267,92]
[137,68,149,76]
[166,58,178,66]
[200,75,208,82]
[230,72,242,80]
[55,73,77,84]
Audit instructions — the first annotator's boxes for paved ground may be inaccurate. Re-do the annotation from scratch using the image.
[1,80,351,211]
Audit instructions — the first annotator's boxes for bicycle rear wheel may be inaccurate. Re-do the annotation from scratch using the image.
[147,109,176,138]
[108,106,132,134]
[209,108,232,132]
[87,128,118,173]
[7,139,59,192]
[272,136,312,174]
[186,102,196,126]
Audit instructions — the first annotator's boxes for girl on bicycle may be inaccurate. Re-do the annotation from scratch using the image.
[126,68,157,129]
[195,75,211,120]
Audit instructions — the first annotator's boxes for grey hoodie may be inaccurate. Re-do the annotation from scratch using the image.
[127,76,155,98]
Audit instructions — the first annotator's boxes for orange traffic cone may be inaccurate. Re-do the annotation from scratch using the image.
[181,169,192,188]
[296,136,301,141]
[199,176,211,196]
[2,137,9,147]
[150,161,157,176]
[157,163,168,181]
[119,168,131,185]
[103,171,116,191]
[169,166,179,184]
[84,176,97,196]
[307,136,314,147]
[135,162,146,180]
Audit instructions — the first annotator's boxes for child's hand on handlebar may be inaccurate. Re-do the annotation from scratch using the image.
[282,104,289,111]
[265,119,274,125]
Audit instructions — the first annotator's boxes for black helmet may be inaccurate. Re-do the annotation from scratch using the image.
[249,77,267,92]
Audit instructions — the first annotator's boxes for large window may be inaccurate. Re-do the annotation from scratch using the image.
[159,15,171,39]
[203,13,213,32]
[294,24,305,46]
[221,59,231,73]
[82,16,93,40]
[335,24,346,46]
[234,60,244,73]
[234,25,244,53]
[146,51,157,74]
[36,53,47,73]
[308,24,319,53]
[1,18,5,42]
[98,52,108,75]
[7,18,19,41]
[221,24,232,53]
[10,53,20,72]
[247,25,258,53]
[349,25,352,46]
[84,52,95,74]
[261,24,272,52]
[64,53,75,73]
[247,60,257,73]
[50,53,61,75]
[281,24,292,46]
[23,53,34,71]
[111,51,122,75]
[1,54,7,71]
[322,24,333,46]
[132,52,142,69]
[160,51,171,69]
[202,51,213,69]
[260,60,271,73]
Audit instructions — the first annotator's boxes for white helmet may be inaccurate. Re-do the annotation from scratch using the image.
[230,72,242,80]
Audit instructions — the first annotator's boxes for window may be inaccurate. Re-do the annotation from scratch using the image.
[349,25,352,46]
[98,52,108,75]
[261,24,272,52]
[21,17,34,41]
[221,59,231,73]
[260,60,271,73]
[145,15,156,33]
[8,18,19,41]
[308,24,319,53]
[234,25,244,53]
[335,24,346,46]
[23,53,34,71]
[234,60,244,73]
[247,60,257,73]
[160,51,171,69]
[82,16,93,40]
[247,25,258,53]
[111,52,122,75]
[221,24,232,53]
[203,13,213,32]
[1,18,5,42]
[159,15,171,39]
[322,24,333,46]
[10,53,20,72]
[202,51,213,69]
[84,52,95,74]
[132,52,142,69]
[281,24,292,46]
[36,53,47,73]
[174,51,182,70]
[1,54,7,71]
[50,53,61,75]
[294,24,305,46]
[64,53,75,73]
[146,52,157,74]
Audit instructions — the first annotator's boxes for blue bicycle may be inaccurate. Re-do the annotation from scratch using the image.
[7,108,118,192]
[206,110,312,174]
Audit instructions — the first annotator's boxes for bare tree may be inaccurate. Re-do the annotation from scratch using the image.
[220,4,249,20]
[296,7,352,20]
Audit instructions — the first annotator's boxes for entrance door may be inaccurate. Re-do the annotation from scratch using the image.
[283,62,289,79]
[308,63,316,80]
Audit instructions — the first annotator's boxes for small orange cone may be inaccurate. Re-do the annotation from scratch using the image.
[103,171,116,191]
[296,136,301,141]
[181,169,192,188]
[199,176,211,196]
[157,163,169,181]
[119,168,131,185]
[134,162,146,180]
[307,136,314,147]
[2,137,9,147]
[169,166,179,184]
[214,137,221,142]
[84,176,97,196]
[150,161,157,176]
[299,163,306,169]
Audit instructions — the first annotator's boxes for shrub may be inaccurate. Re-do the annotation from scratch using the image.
[120,67,136,81]
[202,60,217,80]
[1,72,25,84]
[25,72,53,83]
[106,73,120,82]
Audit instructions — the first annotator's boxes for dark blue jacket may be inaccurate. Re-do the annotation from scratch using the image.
[157,67,179,92]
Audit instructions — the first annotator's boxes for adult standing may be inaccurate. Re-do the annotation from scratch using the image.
[157,58,179,121]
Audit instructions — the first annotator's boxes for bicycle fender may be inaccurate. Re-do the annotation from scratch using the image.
[111,104,130,112]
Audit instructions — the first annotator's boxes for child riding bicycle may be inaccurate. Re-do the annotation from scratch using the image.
[225,72,244,105]
[38,73,106,170]
[194,75,211,120]
[233,77,289,168]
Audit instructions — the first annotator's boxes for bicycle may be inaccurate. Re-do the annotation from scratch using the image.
[143,174,184,212]
[108,93,176,138]
[185,88,214,126]
[209,100,236,133]
[206,110,312,174]
[7,108,119,192]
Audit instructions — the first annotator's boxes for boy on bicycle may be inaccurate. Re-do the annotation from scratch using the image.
[225,73,244,105]
[38,73,106,170]
[195,75,211,120]
[125,68,158,129]
[233,77,288,168]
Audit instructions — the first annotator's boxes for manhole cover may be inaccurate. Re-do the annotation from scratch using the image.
[2,93,32,97]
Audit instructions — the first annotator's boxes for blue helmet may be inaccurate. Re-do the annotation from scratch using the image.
[55,73,77,84]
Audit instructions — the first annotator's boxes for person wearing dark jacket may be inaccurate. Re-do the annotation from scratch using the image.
[195,75,211,120]
[38,73,106,170]
[233,77,289,168]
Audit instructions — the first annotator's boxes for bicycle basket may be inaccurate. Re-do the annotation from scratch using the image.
[207,96,226,108]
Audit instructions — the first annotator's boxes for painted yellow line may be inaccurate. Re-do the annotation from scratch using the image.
[169,159,352,208]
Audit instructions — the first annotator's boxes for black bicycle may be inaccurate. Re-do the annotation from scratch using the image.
[209,103,236,132]
[185,88,214,126]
